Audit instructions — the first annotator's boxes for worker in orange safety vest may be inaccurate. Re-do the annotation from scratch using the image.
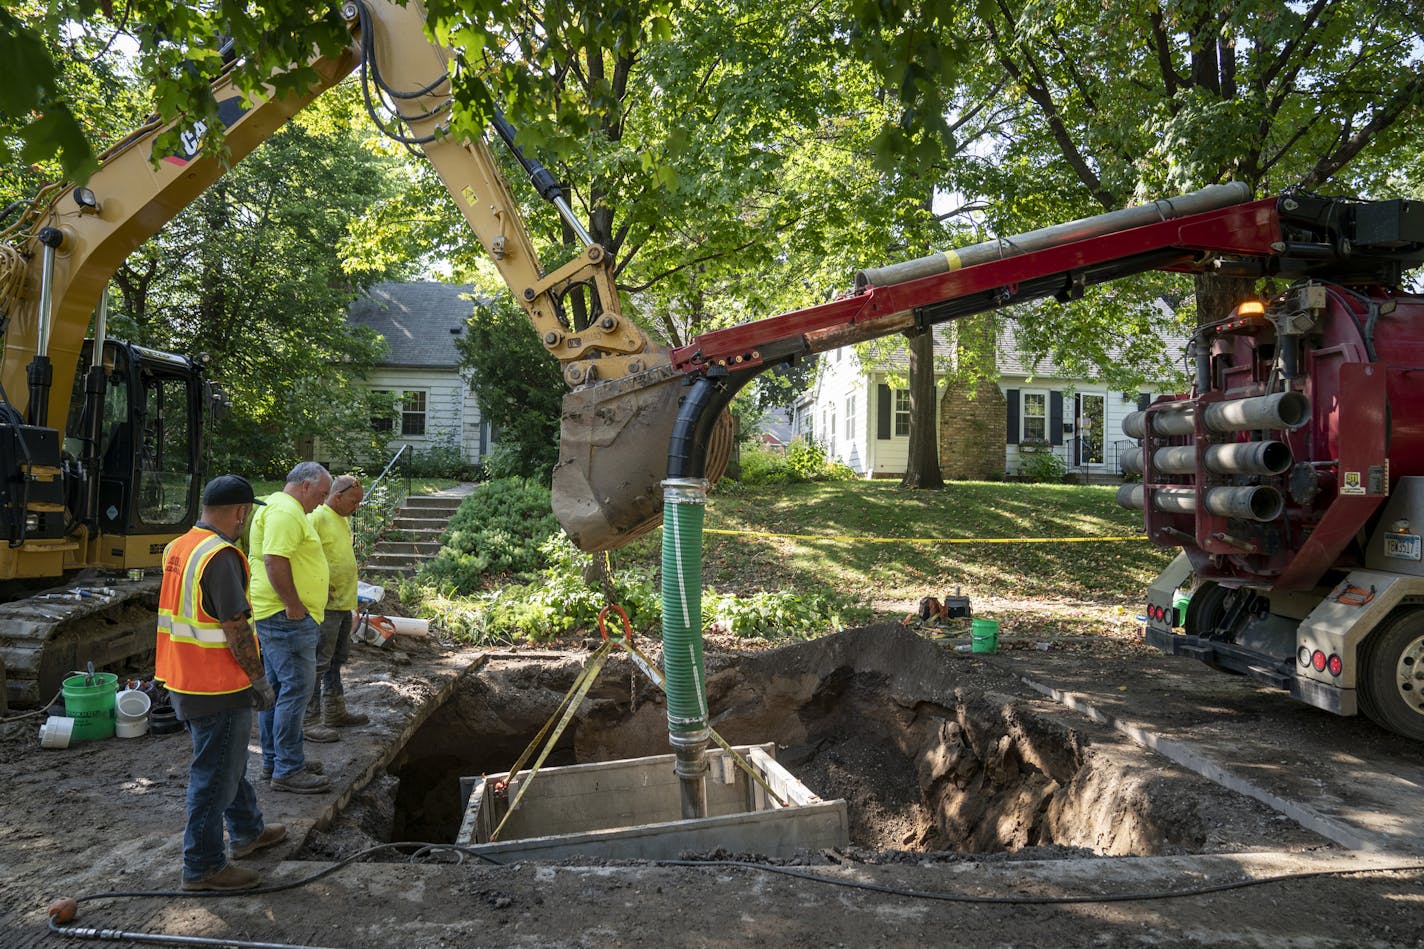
[155,474,284,891]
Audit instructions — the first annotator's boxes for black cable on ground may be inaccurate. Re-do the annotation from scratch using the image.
[63,841,504,906]
[46,840,1424,946]
[47,842,505,944]
[654,857,1424,905]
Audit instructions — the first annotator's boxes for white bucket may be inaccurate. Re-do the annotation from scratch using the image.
[356,581,386,605]
[116,717,149,738]
[39,716,76,749]
[116,689,152,721]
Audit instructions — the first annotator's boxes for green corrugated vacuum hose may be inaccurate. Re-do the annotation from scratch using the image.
[661,477,709,818]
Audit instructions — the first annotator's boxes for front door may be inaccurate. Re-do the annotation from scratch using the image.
[1076,393,1105,466]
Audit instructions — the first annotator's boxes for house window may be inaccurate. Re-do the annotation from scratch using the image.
[400,391,427,436]
[829,405,837,454]
[894,389,911,436]
[1021,391,1047,443]
[370,390,394,433]
[845,396,855,440]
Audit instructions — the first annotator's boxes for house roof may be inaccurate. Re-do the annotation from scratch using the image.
[347,281,477,368]
[757,407,795,444]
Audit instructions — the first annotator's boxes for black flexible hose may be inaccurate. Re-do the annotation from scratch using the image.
[666,375,720,480]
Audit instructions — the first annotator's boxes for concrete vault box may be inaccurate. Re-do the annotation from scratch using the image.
[457,743,849,861]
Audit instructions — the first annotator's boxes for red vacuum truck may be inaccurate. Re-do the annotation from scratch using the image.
[1116,195,1424,742]
[657,185,1424,741]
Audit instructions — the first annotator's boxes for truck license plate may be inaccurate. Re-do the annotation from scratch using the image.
[1384,533,1422,561]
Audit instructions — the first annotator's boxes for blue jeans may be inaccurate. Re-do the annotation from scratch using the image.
[182,708,264,881]
[256,613,320,778]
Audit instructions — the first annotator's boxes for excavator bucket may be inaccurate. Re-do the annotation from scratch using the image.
[553,364,731,551]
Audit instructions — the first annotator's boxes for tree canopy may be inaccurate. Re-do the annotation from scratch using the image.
[4,0,1421,472]
[104,86,409,475]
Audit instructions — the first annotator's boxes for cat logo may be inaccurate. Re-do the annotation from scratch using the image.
[164,97,250,166]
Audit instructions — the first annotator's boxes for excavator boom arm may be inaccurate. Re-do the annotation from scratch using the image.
[0,0,659,432]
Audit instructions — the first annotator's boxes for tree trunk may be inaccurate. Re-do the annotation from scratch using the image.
[901,329,944,489]
[1193,272,1258,326]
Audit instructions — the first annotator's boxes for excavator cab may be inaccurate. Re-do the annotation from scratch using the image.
[59,339,212,556]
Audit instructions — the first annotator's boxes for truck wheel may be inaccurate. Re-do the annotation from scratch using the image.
[1358,610,1424,741]
[1183,582,1241,673]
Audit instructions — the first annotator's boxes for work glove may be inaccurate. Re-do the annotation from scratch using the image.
[250,679,277,712]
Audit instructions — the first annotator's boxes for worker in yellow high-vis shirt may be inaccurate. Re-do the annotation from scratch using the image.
[248,461,332,794]
[307,475,370,732]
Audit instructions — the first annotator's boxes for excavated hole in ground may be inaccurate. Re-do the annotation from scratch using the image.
[301,625,1325,862]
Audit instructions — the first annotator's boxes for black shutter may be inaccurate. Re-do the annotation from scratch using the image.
[1137,393,1151,412]
[1006,389,1020,444]
[877,384,892,440]
[1050,391,1064,446]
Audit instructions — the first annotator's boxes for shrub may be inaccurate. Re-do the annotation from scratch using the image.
[787,439,857,481]
[1019,448,1067,483]
[417,477,560,591]
[702,586,865,640]
[407,429,476,480]
[736,440,857,485]
[480,443,539,482]
[415,534,661,644]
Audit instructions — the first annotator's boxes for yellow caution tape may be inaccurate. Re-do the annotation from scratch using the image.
[702,528,1149,545]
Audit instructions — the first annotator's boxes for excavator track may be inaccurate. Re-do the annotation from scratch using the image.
[0,575,160,710]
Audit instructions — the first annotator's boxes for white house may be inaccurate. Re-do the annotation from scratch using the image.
[344,281,494,465]
[793,319,1188,482]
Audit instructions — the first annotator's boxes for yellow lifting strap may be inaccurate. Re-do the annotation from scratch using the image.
[489,640,614,842]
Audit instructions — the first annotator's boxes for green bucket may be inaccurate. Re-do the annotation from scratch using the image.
[970,618,1000,654]
[62,672,118,742]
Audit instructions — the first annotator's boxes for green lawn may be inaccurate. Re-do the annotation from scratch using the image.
[615,479,1172,623]
[404,477,1173,643]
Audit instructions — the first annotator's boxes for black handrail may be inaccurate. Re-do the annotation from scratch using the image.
[367,442,413,500]
[352,443,412,564]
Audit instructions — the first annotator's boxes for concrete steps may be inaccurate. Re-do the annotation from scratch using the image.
[360,485,473,578]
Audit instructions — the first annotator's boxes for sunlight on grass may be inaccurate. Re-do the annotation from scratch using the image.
[693,481,1171,606]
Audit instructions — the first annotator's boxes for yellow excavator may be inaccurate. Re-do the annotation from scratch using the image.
[0,0,729,708]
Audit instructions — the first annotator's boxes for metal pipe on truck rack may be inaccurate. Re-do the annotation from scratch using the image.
[1122,403,1194,439]
[1150,441,1294,476]
[1117,484,1285,522]
[1122,392,1309,440]
[1201,391,1310,433]
[854,182,1251,289]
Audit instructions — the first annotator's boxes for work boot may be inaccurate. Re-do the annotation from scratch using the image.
[323,694,369,728]
[261,761,323,782]
[231,824,288,859]
[303,700,339,743]
[271,770,331,794]
[181,863,261,891]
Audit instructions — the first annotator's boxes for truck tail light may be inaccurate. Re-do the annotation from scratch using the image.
[1327,654,1343,676]
[1312,650,1327,672]
[1298,646,1311,667]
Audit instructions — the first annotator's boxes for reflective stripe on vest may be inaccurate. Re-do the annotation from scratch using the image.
[155,527,254,696]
